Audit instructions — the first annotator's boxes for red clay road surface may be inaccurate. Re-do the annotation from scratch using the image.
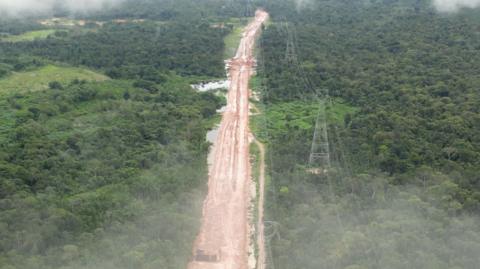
[188,10,269,269]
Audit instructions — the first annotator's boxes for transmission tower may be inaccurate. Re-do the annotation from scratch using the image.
[284,22,298,63]
[264,221,280,269]
[245,0,254,17]
[282,21,331,169]
[309,90,331,171]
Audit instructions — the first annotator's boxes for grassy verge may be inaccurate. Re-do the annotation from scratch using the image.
[0,64,109,95]
[1,29,57,42]
[223,18,250,59]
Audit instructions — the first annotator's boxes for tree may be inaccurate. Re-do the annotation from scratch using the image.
[48,81,63,90]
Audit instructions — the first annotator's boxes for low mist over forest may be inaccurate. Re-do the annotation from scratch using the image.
[433,0,480,12]
[0,0,124,16]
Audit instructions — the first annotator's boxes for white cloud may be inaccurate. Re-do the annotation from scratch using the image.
[0,0,123,16]
[0,0,54,15]
[433,0,480,12]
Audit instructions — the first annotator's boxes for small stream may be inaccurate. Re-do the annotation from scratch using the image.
[206,125,220,167]
[197,80,230,166]
[206,126,220,144]
[191,80,229,92]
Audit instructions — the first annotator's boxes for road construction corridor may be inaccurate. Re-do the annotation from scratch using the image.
[188,10,269,269]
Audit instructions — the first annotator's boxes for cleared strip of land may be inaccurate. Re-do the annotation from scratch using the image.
[188,10,269,269]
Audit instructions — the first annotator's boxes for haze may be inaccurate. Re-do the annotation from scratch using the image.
[434,0,480,12]
[0,0,123,16]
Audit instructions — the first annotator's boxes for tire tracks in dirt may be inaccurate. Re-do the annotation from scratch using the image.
[188,10,269,269]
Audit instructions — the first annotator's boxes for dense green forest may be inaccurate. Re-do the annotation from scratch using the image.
[254,0,480,268]
[85,0,249,20]
[0,79,222,269]
[1,21,227,80]
[0,1,232,268]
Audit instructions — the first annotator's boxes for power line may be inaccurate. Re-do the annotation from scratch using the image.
[284,22,298,63]
[263,16,385,268]
[280,18,331,170]
[280,18,348,269]
[256,23,278,269]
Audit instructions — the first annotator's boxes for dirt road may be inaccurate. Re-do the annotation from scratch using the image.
[188,10,269,269]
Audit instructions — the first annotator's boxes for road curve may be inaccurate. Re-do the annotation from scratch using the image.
[188,10,269,269]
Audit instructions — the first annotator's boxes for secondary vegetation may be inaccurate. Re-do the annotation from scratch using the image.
[0,65,108,94]
[223,18,249,59]
[1,30,57,42]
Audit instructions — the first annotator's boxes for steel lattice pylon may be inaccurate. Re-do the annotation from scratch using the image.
[284,22,298,63]
[309,91,331,170]
[245,0,254,17]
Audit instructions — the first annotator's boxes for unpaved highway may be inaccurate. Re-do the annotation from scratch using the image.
[188,10,269,269]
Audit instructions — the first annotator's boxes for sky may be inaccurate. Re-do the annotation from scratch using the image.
[433,0,480,12]
[0,0,479,17]
[0,0,124,16]
[292,0,480,13]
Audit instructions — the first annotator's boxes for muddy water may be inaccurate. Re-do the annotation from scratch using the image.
[206,126,219,167]
[192,80,229,92]
[206,94,229,166]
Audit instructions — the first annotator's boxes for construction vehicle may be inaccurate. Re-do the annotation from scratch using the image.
[194,249,221,263]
